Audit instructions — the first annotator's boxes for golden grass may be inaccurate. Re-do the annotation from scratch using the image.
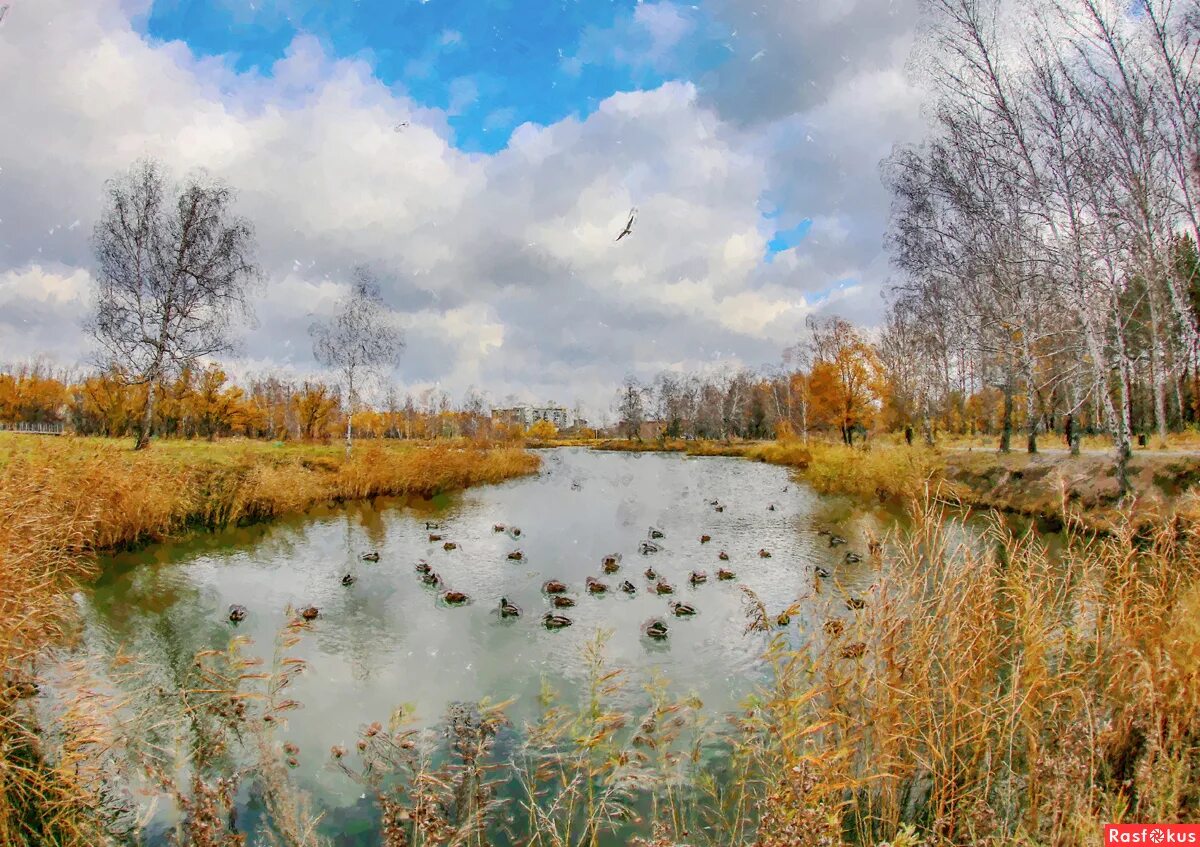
[0,433,538,845]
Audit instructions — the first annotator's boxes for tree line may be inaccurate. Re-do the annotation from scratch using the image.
[880,0,1200,491]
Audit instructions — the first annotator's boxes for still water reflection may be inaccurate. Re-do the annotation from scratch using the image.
[74,447,908,834]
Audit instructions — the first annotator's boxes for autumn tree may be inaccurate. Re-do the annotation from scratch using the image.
[88,158,259,449]
[807,315,880,444]
[310,266,405,449]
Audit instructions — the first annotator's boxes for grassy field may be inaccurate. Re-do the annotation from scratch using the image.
[3,434,1200,845]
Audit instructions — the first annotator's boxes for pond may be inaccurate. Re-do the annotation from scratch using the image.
[65,447,940,842]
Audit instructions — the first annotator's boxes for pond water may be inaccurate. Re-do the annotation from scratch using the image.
[68,448,928,841]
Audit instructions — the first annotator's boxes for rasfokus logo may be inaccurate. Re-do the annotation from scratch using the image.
[1106,825,1200,844]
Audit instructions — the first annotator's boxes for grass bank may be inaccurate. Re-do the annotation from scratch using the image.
[0,434,538,845]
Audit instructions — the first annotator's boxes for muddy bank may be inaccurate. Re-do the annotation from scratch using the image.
[942,449,1200,530]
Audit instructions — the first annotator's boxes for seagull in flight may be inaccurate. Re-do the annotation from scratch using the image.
[615,207,637,242]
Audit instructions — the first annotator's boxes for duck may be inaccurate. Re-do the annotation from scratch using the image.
[421,571,443,587]
[228,604,247,623]
[648,526,665,539]
[415,560,432,574]
[776,612,791,627]
[845,597,866,610]
[829,535,847,547]
[300,606,320,621]
[542,580,568,595]
[844,551,862,564]
[689,570,708,586]
[509,527,523,538]
[341,573,356,586]
[360,551,381,562]
[839,642,867,659]
[758,549,772,558]
[602,558,620,574]
[571,480,583,491]
[442,590,470,606]
[814,565,831,579]
[708,499,720,506]
[602,553,622,567]
[640,541,661,555]
[493,523,506,533]
[782,486,789,492]
[620,580,637,594]
[717,567,736,581]
[669,600,696,617]
[699,534,711,544]
[507,550,524,561]
[654,580,675,595]
[542,613,573,630]
[643,618,669,640]
[552,595,576,608]
[425,521,441,530]
[443,541,458,551]
[585,577,609,594]
[428,533,443,542]
[714,504,725,513]
[644,567,658,581]
[718,551,730,561]
[768,504,776,512]
[823,618,845,638]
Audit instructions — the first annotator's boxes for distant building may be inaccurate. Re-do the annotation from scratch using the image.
[491,404,571,430]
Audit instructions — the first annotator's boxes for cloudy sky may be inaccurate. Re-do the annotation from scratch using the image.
[0,0,924,418]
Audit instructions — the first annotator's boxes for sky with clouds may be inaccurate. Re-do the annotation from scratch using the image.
[0,0,925,418]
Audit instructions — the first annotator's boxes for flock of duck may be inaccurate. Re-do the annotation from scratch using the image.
[226,495,875,645]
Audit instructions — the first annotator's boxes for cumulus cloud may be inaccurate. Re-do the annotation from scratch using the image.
[0,0,925,419]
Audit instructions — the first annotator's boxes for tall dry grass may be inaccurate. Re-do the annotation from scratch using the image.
[0,434,538,845]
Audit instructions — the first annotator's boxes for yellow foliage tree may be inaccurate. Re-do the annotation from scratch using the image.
[527,419,558,440]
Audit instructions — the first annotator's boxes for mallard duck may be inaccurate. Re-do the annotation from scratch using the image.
[443,590,470,606]
[669,600,696,617]
[823,618,845,638]
[552,595,576,608]
[425,521,441,530]
[708,499,720,506]
[845,597,866,610]
[643,618,669,640]
[844,551,862,564]
[776,612,790,627]
[542,580,568,594]
[768,504,776,511]
[714,504,725,513]
[361,551,381,562]
[443,541,458,551]
[496,597,520,619]
[341,573,356,586]
[718,551,730,561]
[542,613,573,629]
[507,550,524,561]
[644,567,658,580]
[415,560,432,574]
[699,534,711,544]
[620,580,637,594]
[814,565,831,579]
[509,527,523,538]
[829,535,847,547]
[429,533,443,542]
[717,567,736,581]
[640,540,661,555]
[839,642,867,659]
[585,577,608,594]
[689,570,708,586]
[602,553,622,567]
[493,523,506,532]
[782,486,789,492]
[758,549,772,558]
[228,604,247,623]
[300,606,320,621]
[654,580,675,595]
[602,557,620,574]
[648,526,665,539]
[421,571,443,587]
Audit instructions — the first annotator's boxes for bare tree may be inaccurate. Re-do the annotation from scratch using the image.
[309,267,405,449]
[88,159,259,449]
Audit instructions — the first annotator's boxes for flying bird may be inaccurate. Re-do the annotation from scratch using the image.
[615,207,637,242]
